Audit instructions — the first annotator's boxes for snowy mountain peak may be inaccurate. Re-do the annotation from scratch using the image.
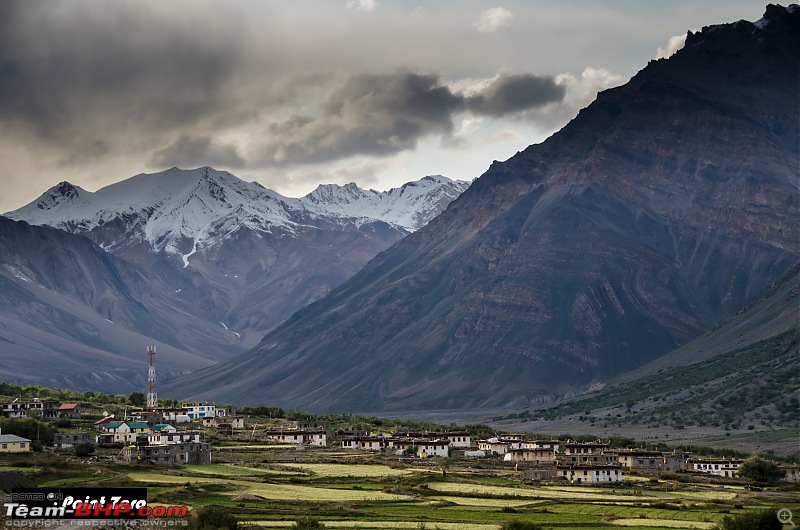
[7,167,470,260]
[35,181,89,209]
[304,182,377,206]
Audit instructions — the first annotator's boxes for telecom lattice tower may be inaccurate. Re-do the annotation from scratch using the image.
[146,345,157,409]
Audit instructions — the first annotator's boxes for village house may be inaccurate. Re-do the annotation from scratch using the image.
[264,429,327,446]
[202,416,245,429]
[478,438,510,455]
[341,436,384,451]
[783,466,800,483]
[96,421,151,444]
[53,432,92,448]
[504,448,556,464]
[216,405,237,417]
[151,424,178,433]
[524,440,560,452]
[93,416,116,430]
[499,434,525,450]
[0,402,24,418]
[129,410,165,425]
[147,431,202,446]
[23,399,59,418]
[416,439,450,458]
[131,407,191,424]
[0,434,31,453]
[558,465,623,485]
[443,431,471,448]
[290,420,332,437]
[386,438,414,455]
[58,403,81,419]
[561,442,617,465]
[689,459,742,478]
[0,399,59,418]
[183,402,215,419]
[120,442,211,466]
[617,450,683,473]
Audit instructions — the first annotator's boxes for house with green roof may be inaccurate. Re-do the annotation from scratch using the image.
[96,421,152,445]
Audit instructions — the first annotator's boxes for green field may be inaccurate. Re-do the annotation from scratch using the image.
[2,448,797,530]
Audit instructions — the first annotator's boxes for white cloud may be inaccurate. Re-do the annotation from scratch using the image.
[346,0,377,12]
[656,33,689,59]
[473,7,512,33]
[411,7,426,19]
[524,67,626,133]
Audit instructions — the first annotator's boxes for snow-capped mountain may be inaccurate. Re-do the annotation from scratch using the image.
[9,167,469,268]
[2,168,469,389]
[303,175,468,232]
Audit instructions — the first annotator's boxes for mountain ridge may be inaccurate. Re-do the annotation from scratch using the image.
[163,4,800,412]
[1,170,469,392]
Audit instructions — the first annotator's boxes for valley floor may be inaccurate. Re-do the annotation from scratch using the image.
[3,445,797,530]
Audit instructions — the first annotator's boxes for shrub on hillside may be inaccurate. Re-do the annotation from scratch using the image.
[194,505,237,530]
[714,509,781,530]
[500,522,544,530]
[74,443,94,458]
[292,518,325,529]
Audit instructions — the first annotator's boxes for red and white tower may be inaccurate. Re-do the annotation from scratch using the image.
[146,345,157,409]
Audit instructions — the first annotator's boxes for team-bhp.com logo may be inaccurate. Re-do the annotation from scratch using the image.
[5,488,187,521]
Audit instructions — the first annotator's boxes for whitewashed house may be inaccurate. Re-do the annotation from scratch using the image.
[416,440,450,458]
[148,431,202,445]
[504,448,556,464]
[558,465,623,484]
[341,436,384,451]
[265,430,327,446]
[478,438,509,455]
[690,460,741,478]
[444,432,471,448]
[183,402,216,419]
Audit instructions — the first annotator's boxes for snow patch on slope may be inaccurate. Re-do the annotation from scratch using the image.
[7,167,470,258]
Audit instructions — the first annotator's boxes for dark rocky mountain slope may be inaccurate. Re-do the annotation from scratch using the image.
[0,216,216,392]
[509,263,799,453]
[164,5,799,411]
[2,170,467,392]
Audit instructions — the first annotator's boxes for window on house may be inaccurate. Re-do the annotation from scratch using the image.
[2,444,7,449]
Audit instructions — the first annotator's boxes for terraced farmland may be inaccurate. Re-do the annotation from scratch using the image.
[1,447,796,529]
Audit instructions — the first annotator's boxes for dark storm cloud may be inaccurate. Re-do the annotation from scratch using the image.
[0,1,251,152]
[0,1,567,182]
[150,135,246,169]
[467,74,566,117]
[257,71,564,166]
[258,73,464,165]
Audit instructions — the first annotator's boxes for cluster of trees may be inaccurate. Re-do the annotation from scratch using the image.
[0,417,54,448]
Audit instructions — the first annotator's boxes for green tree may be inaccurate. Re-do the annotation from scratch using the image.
[433,456,451,477]
[128,392,146,407]
[194,505,237,530]
[292,518,325,530]
[714,509,781,530]
[738,456,785,483]
[0,418,54,445]
[74,443,95,458]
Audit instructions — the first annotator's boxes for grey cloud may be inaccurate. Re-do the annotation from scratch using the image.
[467,74,566,117]
[0,1,255,157]
[257,73,465,165]
[256,71,564,166]
[150,135,246,170]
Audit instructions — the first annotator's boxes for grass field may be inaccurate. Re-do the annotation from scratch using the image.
[2,448,797,529]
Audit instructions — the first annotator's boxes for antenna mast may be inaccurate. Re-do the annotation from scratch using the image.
[146,345,157,409]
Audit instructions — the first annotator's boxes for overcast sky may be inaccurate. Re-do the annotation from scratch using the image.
[0,0,767,212]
